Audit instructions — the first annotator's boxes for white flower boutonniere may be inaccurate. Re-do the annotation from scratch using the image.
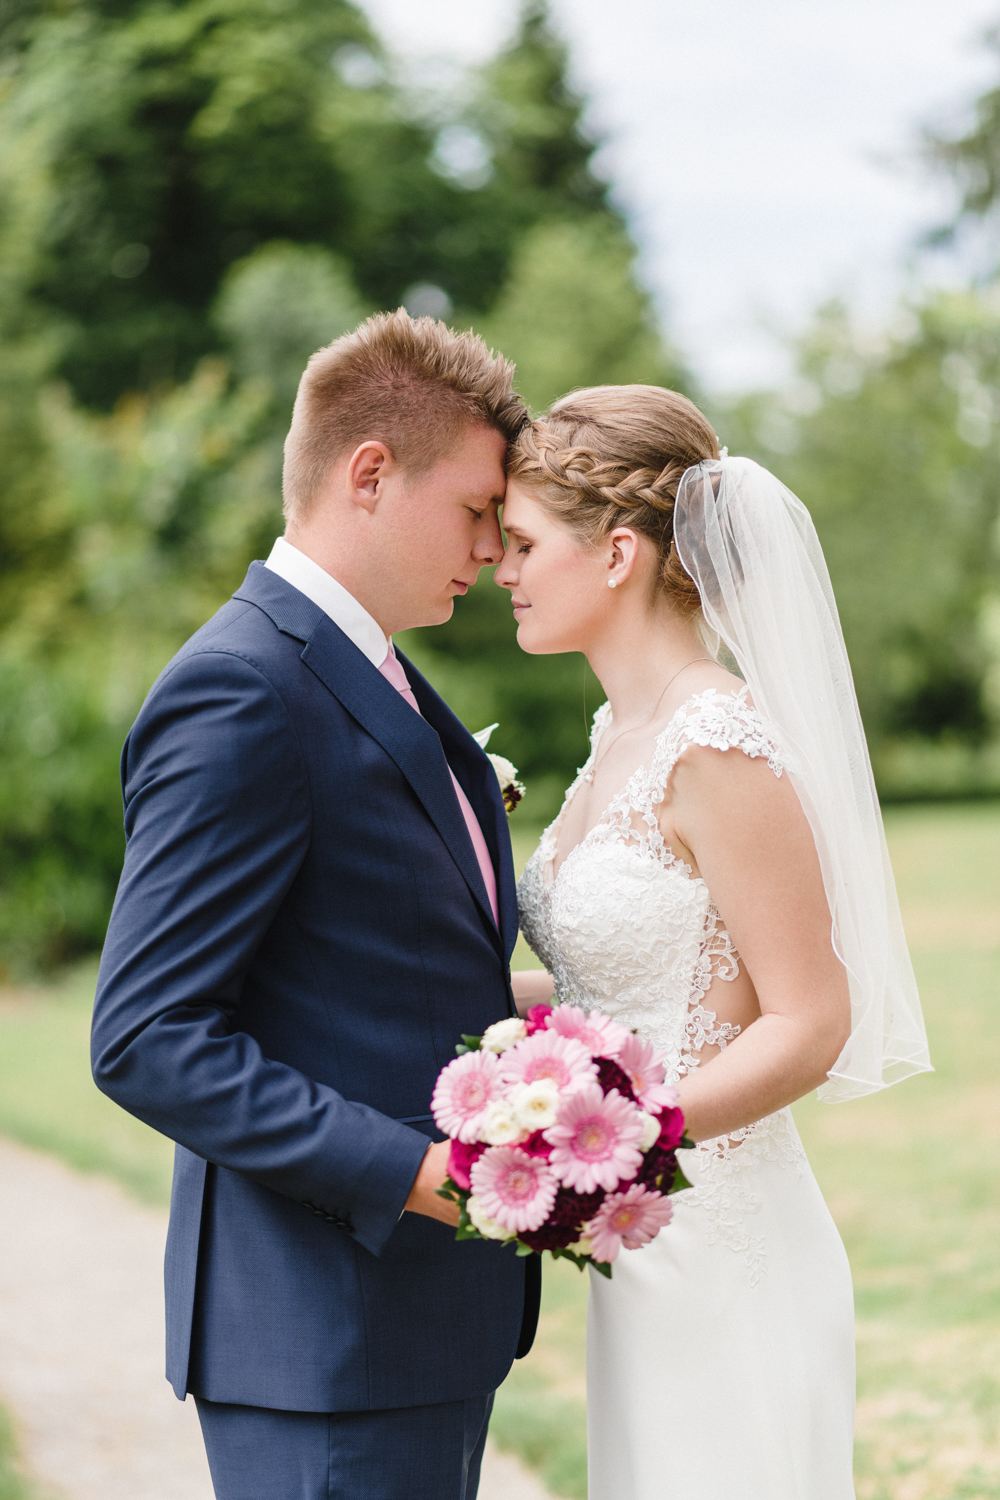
[472,723,526,816]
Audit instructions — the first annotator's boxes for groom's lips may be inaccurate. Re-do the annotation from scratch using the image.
[512,600,529,615]
[451,581,469,595]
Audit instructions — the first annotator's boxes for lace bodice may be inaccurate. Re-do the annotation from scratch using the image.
[517,688,807,1281]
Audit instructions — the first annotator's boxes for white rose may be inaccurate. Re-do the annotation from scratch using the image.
[467,1195,514,1241]
[487,753,518,786]
[480,1098,525,1146]
[481,1017,528,1053]
[511,1078,560,1132]
[638,1110,661,1152]
[567,1233,594,1256]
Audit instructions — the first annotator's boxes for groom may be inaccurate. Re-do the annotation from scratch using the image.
[91,310,538,1499]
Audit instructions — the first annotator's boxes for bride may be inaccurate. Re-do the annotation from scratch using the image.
[494,385,931,1500]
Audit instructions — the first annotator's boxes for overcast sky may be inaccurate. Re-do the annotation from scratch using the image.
[360,0,1000,393]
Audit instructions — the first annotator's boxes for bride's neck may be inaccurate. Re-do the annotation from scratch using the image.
[585,600,706,729]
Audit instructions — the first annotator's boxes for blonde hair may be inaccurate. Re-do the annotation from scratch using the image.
[507,385,719,612]
[283,308,528,518]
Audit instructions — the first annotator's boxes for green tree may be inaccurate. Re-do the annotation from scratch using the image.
[479,216,677,412]
[0,0,688,966]
[0,358,273,969]
[0,0,495,406]
[719,293,1000,796]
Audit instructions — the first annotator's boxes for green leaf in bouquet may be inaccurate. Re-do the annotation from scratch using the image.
[678,1134,696,1150]
[547,1246,593,1274]
[668,1161,693,1196]
[589,1258,613,1279]
[455,1034,483,1055]
[515,1241,536,1257]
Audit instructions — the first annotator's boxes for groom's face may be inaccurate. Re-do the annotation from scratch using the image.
[371,422,508,632]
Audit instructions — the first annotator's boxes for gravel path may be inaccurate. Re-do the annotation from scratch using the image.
[0,1137,548,1500]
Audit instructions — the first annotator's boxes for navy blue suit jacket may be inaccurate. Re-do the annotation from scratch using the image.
[92,562,538,1412]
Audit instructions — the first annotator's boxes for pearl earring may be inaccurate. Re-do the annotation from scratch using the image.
[607,578,618,589]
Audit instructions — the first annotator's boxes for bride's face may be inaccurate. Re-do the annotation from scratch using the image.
[495,483,614,654]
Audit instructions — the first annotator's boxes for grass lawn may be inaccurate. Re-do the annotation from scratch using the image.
[0,803,997,1497]
[0,1405,38,1500]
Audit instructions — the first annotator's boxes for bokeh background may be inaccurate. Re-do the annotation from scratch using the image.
[0,3,999,1497]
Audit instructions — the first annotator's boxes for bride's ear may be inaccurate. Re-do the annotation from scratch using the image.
[605,527,642,589]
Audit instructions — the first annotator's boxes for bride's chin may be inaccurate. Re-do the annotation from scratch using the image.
[515,626,571,656]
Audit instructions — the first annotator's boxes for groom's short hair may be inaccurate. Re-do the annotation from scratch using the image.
[282,309,527,518]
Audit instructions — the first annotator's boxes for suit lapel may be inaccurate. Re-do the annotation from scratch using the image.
[234,563,509,953]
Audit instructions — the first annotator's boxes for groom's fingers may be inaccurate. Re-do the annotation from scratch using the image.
[404,1141,460,1225]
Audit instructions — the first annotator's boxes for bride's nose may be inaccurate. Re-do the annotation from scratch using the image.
[494,547,516,588]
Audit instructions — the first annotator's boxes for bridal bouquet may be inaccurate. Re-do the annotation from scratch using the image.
[431,1003,692,1276]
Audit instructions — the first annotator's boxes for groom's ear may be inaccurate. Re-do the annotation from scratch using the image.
[345,440,395,514]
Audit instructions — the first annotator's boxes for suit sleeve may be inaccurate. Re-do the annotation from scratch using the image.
[91,648,430,1257]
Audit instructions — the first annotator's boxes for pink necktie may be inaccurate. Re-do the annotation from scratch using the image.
[379,649,499,927]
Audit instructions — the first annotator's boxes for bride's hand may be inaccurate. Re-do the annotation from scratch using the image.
[510,969,555,1018]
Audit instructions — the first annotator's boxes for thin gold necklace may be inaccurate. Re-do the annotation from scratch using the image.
[582,658,714,785]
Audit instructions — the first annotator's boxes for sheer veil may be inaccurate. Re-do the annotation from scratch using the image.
[674,456,931,1102]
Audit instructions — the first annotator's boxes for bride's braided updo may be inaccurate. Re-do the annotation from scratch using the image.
[507,385,719,614]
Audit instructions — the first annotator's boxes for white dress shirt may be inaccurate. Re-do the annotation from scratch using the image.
[265,536,390,667]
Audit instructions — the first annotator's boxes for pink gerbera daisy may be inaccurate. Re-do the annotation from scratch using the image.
[586,1184,674,1262]
[616,1034,679,1112]
[548,1004,630,1059]
[470,1146,559,1233]
[500,1030,597,1096]
[545,1084,645,1193]
[431,1049,502,1143]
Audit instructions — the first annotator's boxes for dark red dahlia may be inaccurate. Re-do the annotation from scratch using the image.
[518,1184,606,1252]
[596,1057,636,1101]
[550,1184,605,1228]
[636,1147,678,1194]
[518,1221,582,1253]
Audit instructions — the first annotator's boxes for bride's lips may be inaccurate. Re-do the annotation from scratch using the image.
[512,600,529,616]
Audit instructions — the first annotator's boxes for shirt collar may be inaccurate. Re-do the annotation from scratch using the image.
[264,536,390,669]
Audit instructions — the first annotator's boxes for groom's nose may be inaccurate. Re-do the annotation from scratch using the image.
[473,510,504,565]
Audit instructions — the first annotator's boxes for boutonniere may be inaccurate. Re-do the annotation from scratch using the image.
[472,723,526,815]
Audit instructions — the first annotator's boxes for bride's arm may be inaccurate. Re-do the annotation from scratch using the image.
[668,746,852,1143]
[510,969,555,1018]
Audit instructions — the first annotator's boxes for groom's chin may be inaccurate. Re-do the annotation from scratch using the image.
[419,596,455,627]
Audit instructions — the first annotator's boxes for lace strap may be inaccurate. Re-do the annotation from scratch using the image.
[650,687,785,791]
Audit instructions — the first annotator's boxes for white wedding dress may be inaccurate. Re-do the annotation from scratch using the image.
[517,688,856,1500]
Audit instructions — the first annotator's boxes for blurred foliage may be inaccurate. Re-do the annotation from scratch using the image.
[926,25,1000,228]
[1,0,999,969]
[0,1403,35,1500]
[719,292,1000,799]
[0,0,629,408]
[0,360,274,969]
[0,0,680,969]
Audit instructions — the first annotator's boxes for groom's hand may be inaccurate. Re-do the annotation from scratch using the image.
[404,1141,460,1226]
